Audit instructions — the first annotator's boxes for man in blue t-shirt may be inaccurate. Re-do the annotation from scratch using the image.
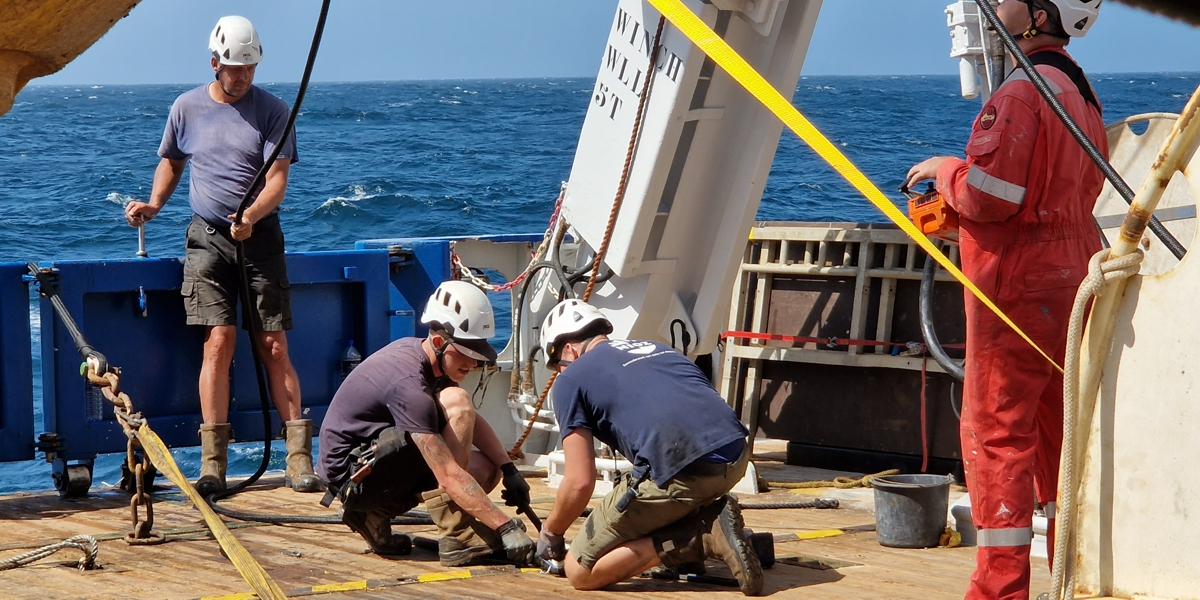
[535,300,763,595]
[123,16,313,496]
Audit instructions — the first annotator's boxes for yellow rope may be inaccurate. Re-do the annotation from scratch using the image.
[767,469,900,490]
[136,426,287,600]
[645,0,1062,373]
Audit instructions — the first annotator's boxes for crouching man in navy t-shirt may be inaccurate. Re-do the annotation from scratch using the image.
[534,300,764,596]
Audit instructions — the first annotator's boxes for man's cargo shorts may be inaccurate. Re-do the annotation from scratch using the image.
[182,213,292,331]
[571,448,749,570]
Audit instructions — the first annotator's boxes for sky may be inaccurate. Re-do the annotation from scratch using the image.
[37,0,1200,86]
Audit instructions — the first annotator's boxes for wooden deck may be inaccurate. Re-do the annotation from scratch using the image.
[0,442,1049,599]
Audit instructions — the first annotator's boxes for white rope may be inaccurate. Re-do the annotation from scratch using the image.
[0,535,99,571]
[1049,248,1143,600]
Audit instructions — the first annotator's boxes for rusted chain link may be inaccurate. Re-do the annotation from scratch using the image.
[87,367,162,543]
[124,439,165,545]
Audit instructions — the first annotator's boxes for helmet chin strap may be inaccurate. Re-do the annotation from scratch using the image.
[1021,0,1041,39]
[433,335,453,378]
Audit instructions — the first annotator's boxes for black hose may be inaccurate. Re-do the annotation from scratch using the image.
[918,247,965,382]
[513,261,571,378]
[207,0,330,511]
[568,264,615,288]
[550,233,578,300]
[207,503,433,526]
[972,0,1186,260]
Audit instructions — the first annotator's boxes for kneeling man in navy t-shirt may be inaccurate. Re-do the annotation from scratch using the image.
[536,299,763,595]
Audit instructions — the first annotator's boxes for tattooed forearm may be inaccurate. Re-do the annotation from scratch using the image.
[412,431,454,468]
[412,432,510,529]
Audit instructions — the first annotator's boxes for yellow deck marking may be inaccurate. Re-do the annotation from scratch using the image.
[417,570,476,583]
[795,529,846,540]
[311,581,368,592]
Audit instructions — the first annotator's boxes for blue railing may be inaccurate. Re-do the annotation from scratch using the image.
[1,233,542,494]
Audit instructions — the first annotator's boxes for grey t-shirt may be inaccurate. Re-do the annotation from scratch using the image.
[317,338,452,486]
[158,84,297,226]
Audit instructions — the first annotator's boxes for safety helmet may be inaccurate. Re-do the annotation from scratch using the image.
[540,300,613,366]
[209,16,263,66]
[1044,0,1101,37]
[421,280,497,362]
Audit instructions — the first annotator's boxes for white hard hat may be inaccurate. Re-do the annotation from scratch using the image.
[209,16,263,66]
[540,300,613,366]
[1045,0,1101,37]
[421,280,497,362]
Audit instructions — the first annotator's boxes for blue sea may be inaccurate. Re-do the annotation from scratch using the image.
[1,73,1197,493]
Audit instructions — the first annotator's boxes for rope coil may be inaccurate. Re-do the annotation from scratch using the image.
[1050,248,1143,600]
[0,535,98,571]
[766,469,900,490]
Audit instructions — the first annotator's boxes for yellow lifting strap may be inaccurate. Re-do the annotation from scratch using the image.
[646,0,1062,373]
[137,426,288,600]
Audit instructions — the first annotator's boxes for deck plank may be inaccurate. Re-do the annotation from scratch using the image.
[1,446,1051,599]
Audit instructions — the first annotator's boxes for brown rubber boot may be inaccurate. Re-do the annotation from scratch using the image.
[421,488,501,566]
[341,508,412,555]
[702,496,764,596]
[651,496,764,596]
[283,419,321,493]
[196,423,231,497]
[651,513,709,568]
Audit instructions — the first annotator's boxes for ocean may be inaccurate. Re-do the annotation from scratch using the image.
[1,73,1197,492]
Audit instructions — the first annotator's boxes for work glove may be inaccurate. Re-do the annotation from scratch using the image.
[499,463,531,509]
[497,518,537,566]
[536,529,566,562]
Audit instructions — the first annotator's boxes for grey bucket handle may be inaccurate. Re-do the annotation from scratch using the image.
[874,473,954,489]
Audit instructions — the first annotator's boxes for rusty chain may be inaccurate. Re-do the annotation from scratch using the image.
[87,367,164,544]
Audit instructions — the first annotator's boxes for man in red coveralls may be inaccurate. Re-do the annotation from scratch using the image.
[906,1,1104,598]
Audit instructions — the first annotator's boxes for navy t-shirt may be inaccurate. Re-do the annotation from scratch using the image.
[552,340,749,487]
[317,338,451,486]
[159,84,297,227]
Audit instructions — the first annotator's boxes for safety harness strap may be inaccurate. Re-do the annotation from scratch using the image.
[1028,51,1101,115]
[977,526,1034,547]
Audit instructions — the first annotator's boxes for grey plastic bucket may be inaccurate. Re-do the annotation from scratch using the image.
[872,474,952,548]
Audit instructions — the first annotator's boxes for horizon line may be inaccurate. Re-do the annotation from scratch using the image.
[27,70,1200,88]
